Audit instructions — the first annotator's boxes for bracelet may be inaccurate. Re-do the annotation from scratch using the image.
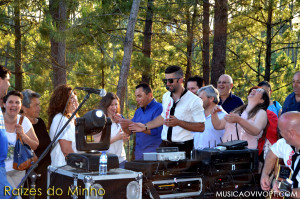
[144,124,148,131]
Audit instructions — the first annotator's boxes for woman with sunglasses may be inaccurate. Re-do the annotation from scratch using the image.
[212,88,269,149]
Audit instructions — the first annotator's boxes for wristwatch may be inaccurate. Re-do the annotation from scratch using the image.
[144,123,148,131]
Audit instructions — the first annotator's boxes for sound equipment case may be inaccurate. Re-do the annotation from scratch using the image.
[192,148,259,175]
[125,160,203,198]
[47,165,143,199]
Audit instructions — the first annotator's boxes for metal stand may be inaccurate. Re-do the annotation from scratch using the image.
[11,93,91,199]
[28,171,40,199]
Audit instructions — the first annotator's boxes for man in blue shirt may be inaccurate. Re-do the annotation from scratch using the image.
[121,83,162,160]
[217,74,244,113]
[282,71,300,113]
[0,64,14,198]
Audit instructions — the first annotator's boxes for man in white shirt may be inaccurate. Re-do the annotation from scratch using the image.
[193,85,226,149]
[129,65,205,158]
[261,111,300,196]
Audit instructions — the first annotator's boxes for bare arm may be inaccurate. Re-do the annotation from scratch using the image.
[129,115,164,133]
[164,115,204,132]
[211,107,226,130]
[147,115,164,129]
[237,110,267,136]
[17,125,39,150]
[120,119,152,135]
[58,139,74,157]
[260,150,277,191]
[178,121,204,132]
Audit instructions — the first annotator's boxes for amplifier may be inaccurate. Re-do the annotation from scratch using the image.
[66,152,119,171]
[143,152,185,161]
[148,177,202,198]
[125,160,201,180]
[192,148,258,175]
[47,165,142,199]
[202,173,260,199]
[156,147,179,153]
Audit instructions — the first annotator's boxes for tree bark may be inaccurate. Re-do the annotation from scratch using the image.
[14,0,22,91]
[50,0,67,88]
[211,0,228,87]
[141,0,154,85]
[185,1,198,87]
[117,0,141,114]
[265,0,273,81]
[202,0,210,85]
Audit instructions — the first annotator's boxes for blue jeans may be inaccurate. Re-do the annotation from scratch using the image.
[0,167,15,199]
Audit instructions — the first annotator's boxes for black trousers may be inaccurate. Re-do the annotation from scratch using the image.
[160,139,194,159]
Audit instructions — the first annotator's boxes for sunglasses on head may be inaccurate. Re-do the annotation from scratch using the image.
[162,78,180,84]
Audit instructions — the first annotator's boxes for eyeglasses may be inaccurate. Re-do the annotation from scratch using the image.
[163,78,180,84]
[217,81,230,84]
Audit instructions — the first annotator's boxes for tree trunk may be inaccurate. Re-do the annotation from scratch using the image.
[185,1,198,87]
[265,0,273,81]
[117,0,141,114]
[202,0,210,85]
[50,0,67,88]
[14,0,22,91]
[211,0,228,87]
[185,12,192,86]
[141,0,154,85]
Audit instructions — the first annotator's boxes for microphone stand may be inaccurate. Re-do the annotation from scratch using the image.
[11,93,91,199]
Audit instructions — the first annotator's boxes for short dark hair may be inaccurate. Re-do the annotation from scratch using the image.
[165,65,183,77]
[3,90,23,104]
[136,83,152,95]
[258,81,271,90]
[22,89,41,108]
[0,64,11,80]
[187,75,204,88]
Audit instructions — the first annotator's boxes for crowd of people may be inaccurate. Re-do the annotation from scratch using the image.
[0,63,300,198]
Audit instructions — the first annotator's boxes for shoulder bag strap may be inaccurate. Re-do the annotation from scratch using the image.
[16,115,24,144]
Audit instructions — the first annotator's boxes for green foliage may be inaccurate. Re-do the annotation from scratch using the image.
[1,0,300,160]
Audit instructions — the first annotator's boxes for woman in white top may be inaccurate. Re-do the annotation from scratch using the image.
[3,90,39,190]
[94,92,129,168]
[48,85,79,167]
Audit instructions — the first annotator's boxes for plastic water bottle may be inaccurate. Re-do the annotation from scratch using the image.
[99,151,107,175]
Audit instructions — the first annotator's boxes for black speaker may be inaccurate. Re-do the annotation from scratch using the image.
[192,148,259,175]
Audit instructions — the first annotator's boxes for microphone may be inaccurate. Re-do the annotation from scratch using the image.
[75,87,106,97]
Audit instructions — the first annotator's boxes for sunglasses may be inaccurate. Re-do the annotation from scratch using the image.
[162,78,180,84]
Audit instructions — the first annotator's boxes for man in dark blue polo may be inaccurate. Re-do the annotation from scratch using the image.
[121,83,162,160]
[282,71,300,113]
[217,74,243,113]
